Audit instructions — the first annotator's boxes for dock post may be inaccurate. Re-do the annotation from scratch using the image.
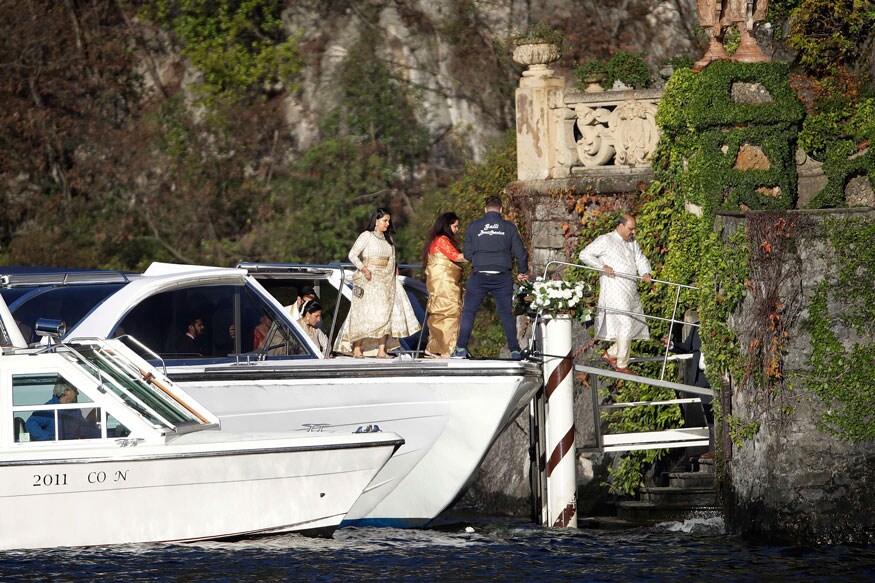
[541,314,577,527]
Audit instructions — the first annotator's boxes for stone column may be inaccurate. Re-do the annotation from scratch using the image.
[514,44,569,180]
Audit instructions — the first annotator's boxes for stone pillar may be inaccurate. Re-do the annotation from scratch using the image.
[514,44,568,181]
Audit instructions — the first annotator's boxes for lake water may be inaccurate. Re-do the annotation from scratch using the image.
[2,515,873,581]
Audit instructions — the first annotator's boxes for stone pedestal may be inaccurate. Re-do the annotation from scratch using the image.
[515,74,569,180]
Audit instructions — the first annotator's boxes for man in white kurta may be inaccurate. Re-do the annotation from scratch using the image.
[578,214,652,373]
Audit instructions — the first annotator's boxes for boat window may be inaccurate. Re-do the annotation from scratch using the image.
[76,345,204,428]
[106,413,131,438]
[12,373,102,443]
[10,284,126,344]
[115,283,312,360]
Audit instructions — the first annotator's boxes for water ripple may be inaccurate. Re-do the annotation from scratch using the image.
[1,516,872,582]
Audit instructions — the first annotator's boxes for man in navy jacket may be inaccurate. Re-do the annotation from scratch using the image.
[452,196,529,360]
[26,380,100,441]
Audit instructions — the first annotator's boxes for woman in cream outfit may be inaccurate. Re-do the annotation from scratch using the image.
[334,208,420,358]
[422,212,467,358]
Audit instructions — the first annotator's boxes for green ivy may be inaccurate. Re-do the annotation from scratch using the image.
[804,96,875,208]
[803,217,875,440]
[656,62,803,218]
[658,61,804,133]
[698,226,749,386]
[806,284,875,440]
[726,415,761,446]
[786,0,875,76]
[574,50,653,91]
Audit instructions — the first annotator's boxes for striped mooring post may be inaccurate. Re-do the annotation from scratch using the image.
[541,314,577,527]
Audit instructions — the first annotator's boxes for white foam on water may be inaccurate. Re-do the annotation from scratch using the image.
[656,515,725,534]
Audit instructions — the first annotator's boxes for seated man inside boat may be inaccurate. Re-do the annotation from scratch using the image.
[167,316,208,357]
[25,380,100,441]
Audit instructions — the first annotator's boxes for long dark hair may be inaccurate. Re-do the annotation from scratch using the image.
[367,207,394,246]
[422,212,461,266]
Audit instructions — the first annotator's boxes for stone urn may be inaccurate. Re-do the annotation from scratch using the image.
[513,42,561,77]
[581,73,607,93]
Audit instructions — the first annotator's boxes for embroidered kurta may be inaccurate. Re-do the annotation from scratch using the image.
[424,235,464,355]
[334,231,420,355]
[579,231,651,341]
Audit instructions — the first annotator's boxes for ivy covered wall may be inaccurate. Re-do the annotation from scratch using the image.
[505,59,874,543]
[723,209,874,544]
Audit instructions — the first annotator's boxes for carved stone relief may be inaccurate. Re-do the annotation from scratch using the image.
[568,94,660,169]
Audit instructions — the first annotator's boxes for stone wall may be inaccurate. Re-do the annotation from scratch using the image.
[720,208,875,544]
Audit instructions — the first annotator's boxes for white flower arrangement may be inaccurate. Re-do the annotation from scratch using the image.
[527,277,593,321]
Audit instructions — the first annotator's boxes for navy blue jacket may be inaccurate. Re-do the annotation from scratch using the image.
[26,396,100,441]
[463,211,529,274]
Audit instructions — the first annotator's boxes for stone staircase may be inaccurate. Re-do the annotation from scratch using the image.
[613,457,719,524]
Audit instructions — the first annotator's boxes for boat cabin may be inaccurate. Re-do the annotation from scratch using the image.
[1,262,431,361]
[2,336,219,448]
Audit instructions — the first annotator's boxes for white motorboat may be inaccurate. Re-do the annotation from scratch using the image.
[0,307,403,550]
[16,263,542,528]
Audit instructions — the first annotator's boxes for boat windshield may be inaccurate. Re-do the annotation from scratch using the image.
[10,284,128,344]
[75,345,205,429]
[113,282,311,361]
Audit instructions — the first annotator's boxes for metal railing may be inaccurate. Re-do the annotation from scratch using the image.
[530,260,713,453]
[536,259,700,380]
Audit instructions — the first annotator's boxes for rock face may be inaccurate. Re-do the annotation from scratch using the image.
[147,0,701,165]
[721,209,875,544]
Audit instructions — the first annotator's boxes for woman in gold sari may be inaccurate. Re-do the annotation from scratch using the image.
[422,212,467,358]
[334,208,420,358]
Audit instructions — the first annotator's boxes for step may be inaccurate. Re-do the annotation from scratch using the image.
[689,457,715,474]
[615,500,721,524]
[668,471,715,489]
[640,486,716,507]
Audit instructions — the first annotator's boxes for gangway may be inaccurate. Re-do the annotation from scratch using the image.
[526,260,714,455]
[526,260,717,525]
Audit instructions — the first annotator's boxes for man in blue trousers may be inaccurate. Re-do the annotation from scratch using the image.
[452,196,529,360]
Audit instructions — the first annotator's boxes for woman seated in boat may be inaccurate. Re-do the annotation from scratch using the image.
[253,313,274,351]
[297,299,329,355]
[26,380,100,441]
[333,208,420,358]
[422,211,467,358]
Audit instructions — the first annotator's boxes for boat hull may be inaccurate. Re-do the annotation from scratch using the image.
[0,435,401,550]
[174,359,541,527]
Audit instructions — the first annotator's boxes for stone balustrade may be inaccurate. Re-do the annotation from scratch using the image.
[565,88,662,173]
[515,60,662,181]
